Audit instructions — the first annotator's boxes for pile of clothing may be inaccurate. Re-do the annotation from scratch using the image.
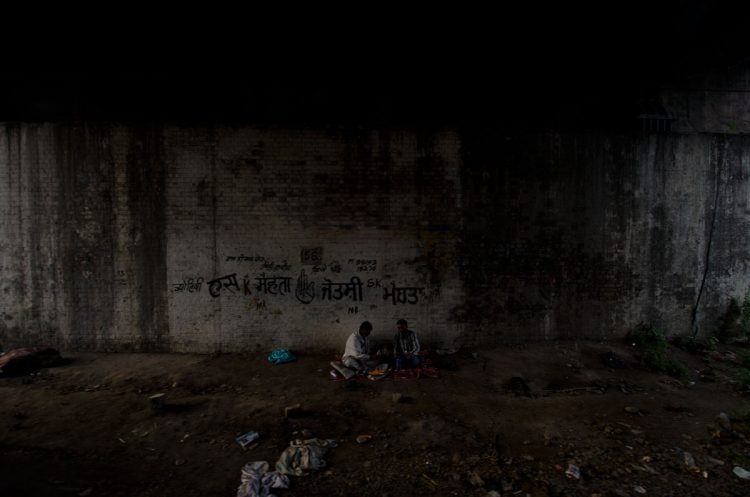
[237,438,338,497]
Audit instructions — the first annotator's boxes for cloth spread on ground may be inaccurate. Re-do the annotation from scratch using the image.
[0,347,62,375]
[236,461,289,497]
[275,438,338,476]
[329,350,440,381]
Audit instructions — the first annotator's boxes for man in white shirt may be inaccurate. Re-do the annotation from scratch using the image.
[342,321,373,373]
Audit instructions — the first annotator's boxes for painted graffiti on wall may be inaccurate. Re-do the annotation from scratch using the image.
[312,260,342,273]
[171,247,440,308]
[252,273,292,296]
[172,252,436,306]
[350,259,377,272]
[382,281,424,305]
[320,276,363,301]
[295,269,315,304]
[207,273,240,297]
[301,247,323,265]
[226,254,265,262]
[172,277,204,293]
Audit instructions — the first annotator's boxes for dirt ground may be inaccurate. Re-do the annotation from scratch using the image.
[2,340,750,497]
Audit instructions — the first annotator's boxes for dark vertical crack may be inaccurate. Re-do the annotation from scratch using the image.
[691,135,725,337]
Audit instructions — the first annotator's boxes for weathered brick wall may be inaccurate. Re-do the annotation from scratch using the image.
[1,124,748,351]
[0,125,465,351]
[162,127,464,352]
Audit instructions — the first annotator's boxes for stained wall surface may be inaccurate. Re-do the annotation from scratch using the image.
[1,123,748,351]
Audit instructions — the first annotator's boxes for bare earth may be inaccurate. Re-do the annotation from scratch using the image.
[1,341,749,497]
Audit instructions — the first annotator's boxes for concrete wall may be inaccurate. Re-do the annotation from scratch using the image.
[460,131,750,342]
[0,125,464,351]
[1,123,749,351]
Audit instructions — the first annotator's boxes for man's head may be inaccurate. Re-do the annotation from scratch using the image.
[396,319,408,333]
[359,321,373,337]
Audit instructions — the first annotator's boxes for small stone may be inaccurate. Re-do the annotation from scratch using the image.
[301,429,313,438]
[356,434,372,444]
[363,460,372,468]
[392,393,403,403]
[717,412,732,431]
[624,406,640,415]
[683,452,697,470]
[78,488,93,497]
[467,471,484,487]
[149,393,166,410]
[733,466,750,480]
[565,464,581,480]
[633,485,646,494]
[175,458,186,466]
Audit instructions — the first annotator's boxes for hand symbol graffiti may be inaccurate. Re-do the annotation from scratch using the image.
[295,269,315,304]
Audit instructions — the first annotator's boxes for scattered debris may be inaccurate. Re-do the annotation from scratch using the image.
[267,348,296,365]
[237,461,289,497]
[275,438,338,476]
[682,451,706,476]
[149,393,166,410]
[355,434,372,444]
[284,404,302,418]
[422,473,438,487]
[236,431,260,449]
[329,361,355,380]
[565,463,581,480]
[467,471,484,487]
[717,412,732,431]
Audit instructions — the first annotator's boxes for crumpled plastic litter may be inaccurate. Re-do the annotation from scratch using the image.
[734,466,750,480]
[236,461,289,497]
[275,438,338,476]
[267,348,296,365]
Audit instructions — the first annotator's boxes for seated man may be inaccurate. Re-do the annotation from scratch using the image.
[342,321,374,373]
[393,319,421,369]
